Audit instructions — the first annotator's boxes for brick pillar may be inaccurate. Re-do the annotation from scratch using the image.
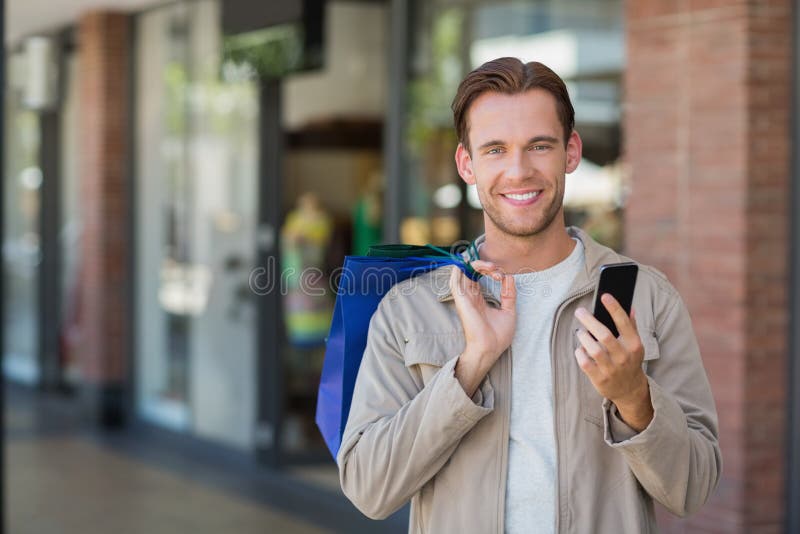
[77,12,131,426]
[625,1,791,532]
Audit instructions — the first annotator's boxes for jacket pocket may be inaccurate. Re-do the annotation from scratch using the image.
[578,326,660,427]
[402,333,466,385]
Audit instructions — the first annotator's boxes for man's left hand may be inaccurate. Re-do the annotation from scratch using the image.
[573,293,654,432]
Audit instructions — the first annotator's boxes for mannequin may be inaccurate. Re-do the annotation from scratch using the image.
[281,192,334,347]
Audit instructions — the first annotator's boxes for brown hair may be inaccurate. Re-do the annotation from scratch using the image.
[451,57,575,152]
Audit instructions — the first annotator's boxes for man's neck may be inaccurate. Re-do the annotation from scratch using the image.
[479,223,576,274]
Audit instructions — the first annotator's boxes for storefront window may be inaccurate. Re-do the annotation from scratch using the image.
[279,1,388,456]
[136,0,259,450]
[3,52,41,384]
[406,0,625,249]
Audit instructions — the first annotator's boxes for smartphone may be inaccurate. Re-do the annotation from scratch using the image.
[592,262,639,338]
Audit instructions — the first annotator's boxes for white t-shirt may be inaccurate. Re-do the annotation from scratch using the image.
[480,239,585,534]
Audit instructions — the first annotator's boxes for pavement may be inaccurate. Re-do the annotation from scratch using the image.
[3,384,407,534]
[7,435,329,534]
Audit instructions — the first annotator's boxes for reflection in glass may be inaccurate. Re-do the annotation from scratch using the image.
[3,60,41,384]
[136,0,259,450]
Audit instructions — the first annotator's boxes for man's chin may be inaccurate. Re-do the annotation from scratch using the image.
[488,220,549,238]
[500,226,548,238]
[485,212,562,239]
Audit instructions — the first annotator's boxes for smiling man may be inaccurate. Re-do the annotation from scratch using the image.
[338,58,721,533]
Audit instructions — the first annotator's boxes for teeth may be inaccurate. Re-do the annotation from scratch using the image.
[504,191,539,201]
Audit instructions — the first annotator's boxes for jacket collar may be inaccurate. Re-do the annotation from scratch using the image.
[434,226,624,303]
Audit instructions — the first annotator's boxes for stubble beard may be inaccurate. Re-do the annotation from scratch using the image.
[481,186,564,239]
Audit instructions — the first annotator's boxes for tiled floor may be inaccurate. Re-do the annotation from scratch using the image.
[3,384,407,534]
[288,466,342,493]
[6,435,329,534]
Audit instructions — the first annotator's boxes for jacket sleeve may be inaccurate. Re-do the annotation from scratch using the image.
[337,296,494,520]
[602,290,722,517]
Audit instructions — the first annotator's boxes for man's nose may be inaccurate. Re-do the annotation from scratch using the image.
[505,149,533,181]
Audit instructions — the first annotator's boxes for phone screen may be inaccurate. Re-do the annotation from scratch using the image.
[592,262,639,338]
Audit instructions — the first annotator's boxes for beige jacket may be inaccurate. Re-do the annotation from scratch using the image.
[338,227,721,533]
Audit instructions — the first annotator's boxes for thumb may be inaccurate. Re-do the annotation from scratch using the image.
[449,266,472,307]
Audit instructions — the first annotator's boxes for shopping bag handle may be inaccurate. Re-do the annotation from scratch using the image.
[424,243,481,281]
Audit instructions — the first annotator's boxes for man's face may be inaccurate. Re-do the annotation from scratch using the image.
[455,89,581,239]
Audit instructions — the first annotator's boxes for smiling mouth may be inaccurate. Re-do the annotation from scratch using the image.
[502,191,540,201]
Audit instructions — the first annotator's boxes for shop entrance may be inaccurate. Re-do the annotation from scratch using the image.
[254,1,389,465]
[134,0,390,464]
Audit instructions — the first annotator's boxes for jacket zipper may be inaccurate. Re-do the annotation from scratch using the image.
[549,283,594,533]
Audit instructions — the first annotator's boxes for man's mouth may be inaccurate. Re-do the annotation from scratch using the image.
[502,191,540,201]
[500,190,542,205]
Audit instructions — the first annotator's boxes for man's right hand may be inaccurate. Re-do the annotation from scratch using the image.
[449,263,516,397]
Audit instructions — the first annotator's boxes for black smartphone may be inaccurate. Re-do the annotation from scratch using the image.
[592,262,639,338]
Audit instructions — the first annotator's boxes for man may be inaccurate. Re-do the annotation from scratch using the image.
[338,57,721,533]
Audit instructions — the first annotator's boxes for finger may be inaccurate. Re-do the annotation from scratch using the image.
[449,264,460,290]
[470,260,504,281]
[574,346,599,378]
[469,260,497,271]
[450,265,481,305]
[575,328,613,369]
[574,307,621,354]
[449,267,470,317]
[449,265,468,302]
[449,268,482,336]
[499,273,517,312]
[600,293,637,339]
[630,308,638,330]
[449,266,461,303]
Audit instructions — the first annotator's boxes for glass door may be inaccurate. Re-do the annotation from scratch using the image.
[3,51,41,385]
[136,0,259,449]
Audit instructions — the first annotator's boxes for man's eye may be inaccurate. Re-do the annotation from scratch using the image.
[531,145,550,151]
[487,147,503,154]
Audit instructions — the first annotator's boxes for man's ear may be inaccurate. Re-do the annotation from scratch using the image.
[565,130,583,174]
[455,143,476,185]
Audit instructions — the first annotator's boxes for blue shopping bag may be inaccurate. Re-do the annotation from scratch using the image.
[315,245,480,458]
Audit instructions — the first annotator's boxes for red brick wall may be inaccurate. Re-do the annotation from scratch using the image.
[77,12,130,387]
[744,1,791,530]
[625,1,790,532]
